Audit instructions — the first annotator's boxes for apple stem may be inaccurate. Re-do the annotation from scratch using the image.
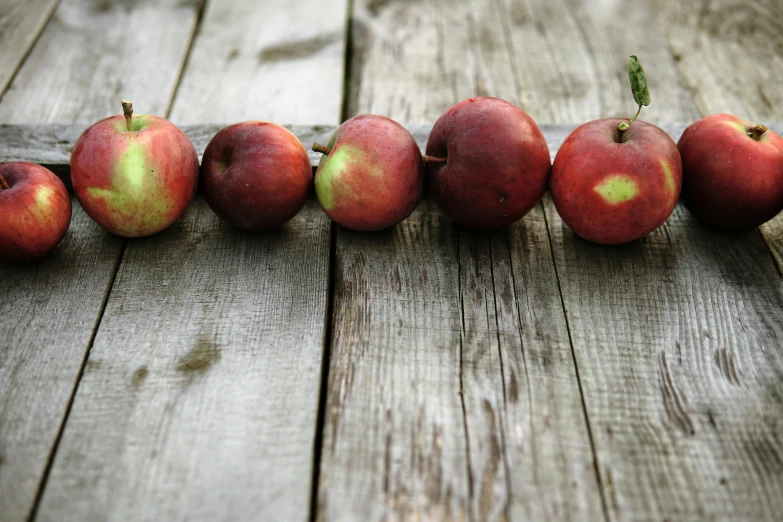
[422,155,447,164]
[748,124,768,141]
[0,175,9,190]
[312,142,331,155]
[121,100,133,132]
[616,121,630,143]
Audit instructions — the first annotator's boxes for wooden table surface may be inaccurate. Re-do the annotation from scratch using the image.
[1,1,782,521]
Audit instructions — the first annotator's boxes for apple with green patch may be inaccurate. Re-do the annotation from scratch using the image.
[551,56,682,245]
[70,100,199,237]
[678,114,783,230]
[312,115,424,231]
[0,162,71,263]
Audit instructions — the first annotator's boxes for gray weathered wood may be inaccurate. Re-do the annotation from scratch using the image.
[0,0,202,124]
[647,0,783,272]
[0,2,206,521]
[648,0,783,122]
[36,199,331,522]
[36,1,349,520]
[541,123,783,521]
[459,221,605,521]
[0,203,124,522]
[320,202,471,520]
[318,1,604,519]
[499,0,700,123]
[168,0,348,125]
[0,123,429,186]
[0,0,59,99]
[346,0,518,123]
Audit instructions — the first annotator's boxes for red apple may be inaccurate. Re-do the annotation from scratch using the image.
[678,114,783,230]
[0,162,71,263]
[424,97,551,230]
[312,115,424,231]
[70,101,198,237]
[550,119,681,244]
[201,122,311,230]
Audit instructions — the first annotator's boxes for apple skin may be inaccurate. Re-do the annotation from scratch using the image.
[550,119,682,245]
[0,162,72,263]
[70,113,198,237]
[678,114,783,230]
[201,122,312,230]
[425,97,551,230]
[314,115,424,231]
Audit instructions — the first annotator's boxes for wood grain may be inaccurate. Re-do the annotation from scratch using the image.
[168,0,348,125]
[346,0,518,123]
[0,2,209,521]
[0,0,202,124]
[0,0,59,99]
[646,0,783,273]
[36,1,348,519]
[0,203,124,522]
[318,1,604,519]
[36,199,331,522]
[458,219,605,521]
[542,124,783,521]
[499,0,700,123]
[648,0,783,121]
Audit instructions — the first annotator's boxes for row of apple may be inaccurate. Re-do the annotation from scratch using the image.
[1,64,782,263]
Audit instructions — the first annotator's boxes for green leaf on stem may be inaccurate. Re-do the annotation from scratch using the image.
[628,55,650,107]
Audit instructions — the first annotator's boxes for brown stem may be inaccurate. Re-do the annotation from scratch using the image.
[0,174,10,190]
[616,121,630,143]
[121,100,133,132]
[422,155,447,164]
[748,124,767,141]
[312,142,331,155]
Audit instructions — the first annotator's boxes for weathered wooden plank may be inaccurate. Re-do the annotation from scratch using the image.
[0,2,205,521]
[346,0,518,124]
[541,124,783,521]
[36,199,331,522]
[459,222,605,521]
[0,204,124,522]
[646,0,783,272]
[321,202,471,520]
[0,0,60,99]
[0,122,428,186]
[37,1,349,520]
[648,0,783,122]
[499,0,700,123]
[168,0,348,125]
[318,1,604,519]
[0,0,202,124]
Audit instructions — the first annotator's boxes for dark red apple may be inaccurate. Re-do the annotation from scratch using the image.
[201,122,312,230]
[550,119,682,244]
[312,115,424,231]
[678,114,783,230]
[424,97,551,230]
[0,162,71,263]
[70,100,198,237]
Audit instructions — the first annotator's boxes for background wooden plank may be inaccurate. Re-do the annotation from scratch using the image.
[0,0,203,124]
[37,200,331,522]
[317,0,604,519]
[499,0,700,123]
[168,0,348,125]
[36,1,349,520]
[0,207,123,522]
[646,0,783,273]
[345,0,518,123]
[0,0,59,99]
[0,2,204,521]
